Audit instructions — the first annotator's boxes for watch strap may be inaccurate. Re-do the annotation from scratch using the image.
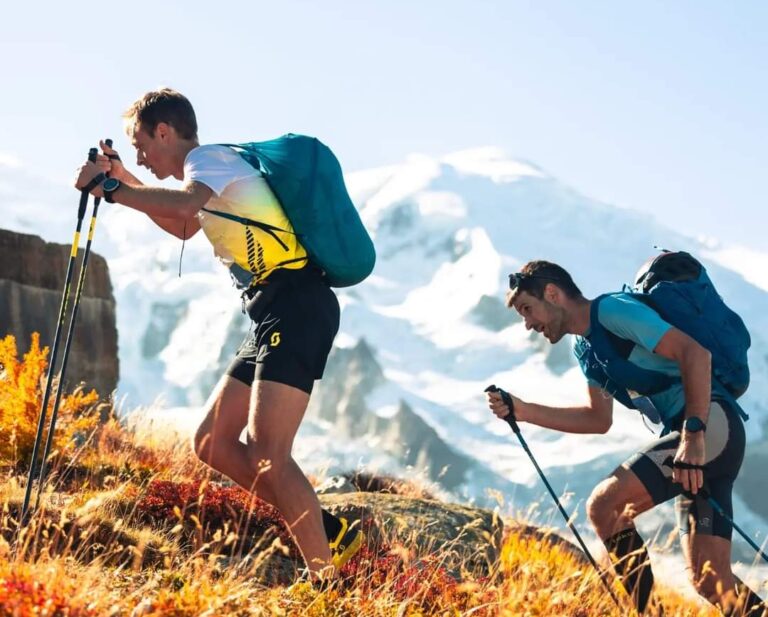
[103,178,121,203]
[82,172,106,194]
[683,417,707,433]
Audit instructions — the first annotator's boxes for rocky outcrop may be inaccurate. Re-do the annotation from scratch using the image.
[321,492,504,577]
[0,229,118,396]
[370,401,470,489]
[309,339,472,489]
[470,294,520,331]
[308,339,385,437]
[320,491,588,578]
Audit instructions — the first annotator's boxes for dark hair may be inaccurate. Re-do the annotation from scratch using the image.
[123,88,198,140]
[506,260,582,307]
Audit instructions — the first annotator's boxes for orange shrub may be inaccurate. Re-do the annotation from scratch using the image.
[0,333,101,469]
[0,562,98,617]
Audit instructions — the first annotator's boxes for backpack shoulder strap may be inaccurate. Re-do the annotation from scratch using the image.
[580,294,636,409]
[199,207,296,251]
[590,293,636,359]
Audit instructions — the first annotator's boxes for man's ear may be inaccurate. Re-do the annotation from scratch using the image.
[544,283,561,305]
[155,122,172,141]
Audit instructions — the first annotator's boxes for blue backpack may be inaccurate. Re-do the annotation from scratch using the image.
[210,134,375,287]
[575,251,751,420]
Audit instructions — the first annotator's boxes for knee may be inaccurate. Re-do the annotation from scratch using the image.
[192,418,229,465]
[192,425,213,462]
[586,483,615,526]
[247,443,290,486]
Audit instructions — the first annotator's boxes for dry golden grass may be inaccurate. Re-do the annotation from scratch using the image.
[0,334,737,615]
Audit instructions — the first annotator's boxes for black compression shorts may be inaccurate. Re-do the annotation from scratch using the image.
[226,266,340,394]
[624,398,745,540]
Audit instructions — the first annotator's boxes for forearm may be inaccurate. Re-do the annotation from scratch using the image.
[679,347,712,420]
[113,184,203,220]
[114,171,197,237]
[517,400,610,434]
[653,329,712,422]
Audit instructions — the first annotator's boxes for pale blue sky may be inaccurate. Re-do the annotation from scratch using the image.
[1,1,765,250]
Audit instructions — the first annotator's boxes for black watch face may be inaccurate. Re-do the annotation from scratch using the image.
[103,178,119,192]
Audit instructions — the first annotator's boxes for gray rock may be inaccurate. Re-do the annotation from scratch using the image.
[308,338,384,435]
[309,340,471,490]
[469,294,520,331]
[371,400,470,489]
[320,491,505,578]
[0,229,118,396]
[315,475,357,495]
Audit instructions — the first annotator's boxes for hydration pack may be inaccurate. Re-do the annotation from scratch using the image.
[575,251,750,421]
[208,134,375,287]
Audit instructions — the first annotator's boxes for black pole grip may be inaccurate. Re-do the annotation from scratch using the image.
[77,148,99,219]
[484,384,520,433]
[96,139,114,199]
[103,138,121,163]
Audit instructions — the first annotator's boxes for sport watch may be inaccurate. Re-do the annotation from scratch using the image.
[102,177,122,203]
[683,417,707,433]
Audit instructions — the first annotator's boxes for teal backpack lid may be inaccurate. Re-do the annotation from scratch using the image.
[216,134,375,288]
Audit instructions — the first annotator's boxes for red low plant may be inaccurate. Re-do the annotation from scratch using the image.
[136,479,300,556]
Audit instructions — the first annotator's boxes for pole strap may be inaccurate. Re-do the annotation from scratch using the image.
[82,172,106,194]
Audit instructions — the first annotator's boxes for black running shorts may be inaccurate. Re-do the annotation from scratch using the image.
[226,266,340,394]
[624,398,745,540]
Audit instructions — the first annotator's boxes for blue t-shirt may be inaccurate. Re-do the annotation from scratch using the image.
[576,294,685,423]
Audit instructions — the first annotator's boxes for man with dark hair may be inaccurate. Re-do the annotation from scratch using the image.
[74,88,362,584]
[487,260,764,616]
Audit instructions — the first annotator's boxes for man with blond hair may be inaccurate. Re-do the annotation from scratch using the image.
[75,88,361,583]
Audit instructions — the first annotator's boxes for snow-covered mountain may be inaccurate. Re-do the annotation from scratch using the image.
[4,148,768,563]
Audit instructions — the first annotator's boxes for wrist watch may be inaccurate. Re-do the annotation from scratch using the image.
[102,177,122,203]
[683,417,707,433]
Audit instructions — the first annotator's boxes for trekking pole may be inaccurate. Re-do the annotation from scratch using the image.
[699,489,768,564]
[485,385,623,610]
[20,147,99,525]
[33,140,114,512]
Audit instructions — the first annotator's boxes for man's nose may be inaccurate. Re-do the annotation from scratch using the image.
[524,319,533,331]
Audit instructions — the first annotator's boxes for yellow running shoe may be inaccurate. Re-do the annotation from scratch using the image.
[329,516,364,570]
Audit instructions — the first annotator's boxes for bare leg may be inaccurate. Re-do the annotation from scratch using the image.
[587,465,659,614]
[681,533,766,615]
[193,375,279,504]
[193,376,333,578]
[587,466,657,539]
[246,380,332,577]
